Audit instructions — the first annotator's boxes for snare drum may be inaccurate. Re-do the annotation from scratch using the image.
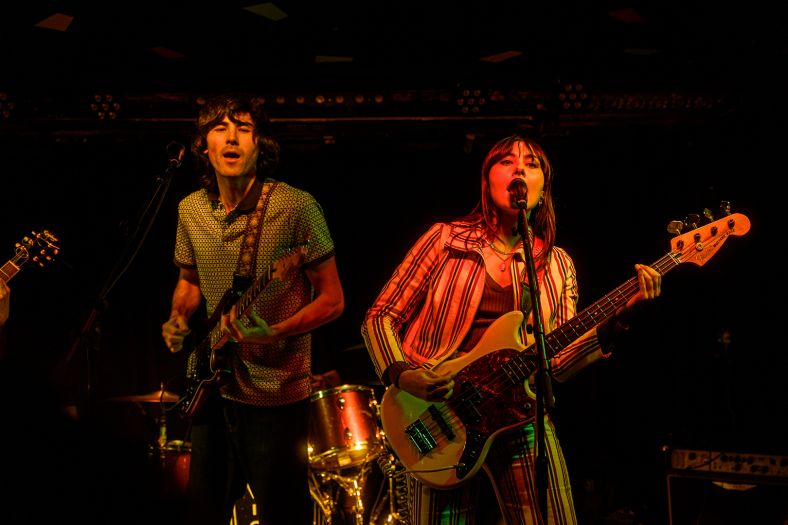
[308,384,383,470]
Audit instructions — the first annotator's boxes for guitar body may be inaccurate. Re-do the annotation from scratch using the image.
[180,337,234,420]
[178,245,308,420]
[179,292,236,420]
[380,311,536,489]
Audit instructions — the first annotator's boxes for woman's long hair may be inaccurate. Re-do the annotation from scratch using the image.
[461,134,556,270]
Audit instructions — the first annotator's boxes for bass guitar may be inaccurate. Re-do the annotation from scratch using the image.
[1,230,60,283]
[379,211,750,489]
[178,245,307,420]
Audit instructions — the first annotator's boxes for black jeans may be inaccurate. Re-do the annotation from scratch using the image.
[187,395,311,525]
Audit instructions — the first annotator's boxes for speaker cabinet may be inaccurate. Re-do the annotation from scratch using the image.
[666,474,787,524]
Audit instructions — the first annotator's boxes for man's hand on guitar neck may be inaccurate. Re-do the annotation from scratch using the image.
[221,306,278,344]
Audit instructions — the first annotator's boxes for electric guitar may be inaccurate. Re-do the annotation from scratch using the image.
[379,211,750,489]
[1,230,60,283]
[178,245,307,420]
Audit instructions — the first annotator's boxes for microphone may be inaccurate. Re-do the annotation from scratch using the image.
[507,178,528,209]
[166,141,186,170]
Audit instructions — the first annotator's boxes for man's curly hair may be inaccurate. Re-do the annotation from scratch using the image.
[191,93,281,192]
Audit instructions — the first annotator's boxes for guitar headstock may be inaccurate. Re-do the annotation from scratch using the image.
[272,243,308,281]
[669,210,750,267]
[16,230,60,269]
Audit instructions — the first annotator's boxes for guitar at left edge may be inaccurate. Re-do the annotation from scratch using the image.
[1,230,60,283]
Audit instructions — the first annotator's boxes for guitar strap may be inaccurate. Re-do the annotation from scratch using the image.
[233,180,278,291]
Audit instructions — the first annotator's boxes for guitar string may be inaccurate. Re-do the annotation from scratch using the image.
[436,253,676,428]
[413,222,744,454]
[421,251,679,443]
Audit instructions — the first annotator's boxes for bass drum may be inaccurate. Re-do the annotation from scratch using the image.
[308,384,383,471]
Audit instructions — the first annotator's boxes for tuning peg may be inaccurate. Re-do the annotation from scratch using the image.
[719,201,731,216]
[666,220,684,235]
[685,213,700,230]
[703,208,714,222]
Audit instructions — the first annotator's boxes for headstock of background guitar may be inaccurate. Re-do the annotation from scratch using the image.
[18,230,60,269]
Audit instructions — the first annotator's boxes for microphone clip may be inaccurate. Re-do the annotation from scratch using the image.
[165,141,186,172]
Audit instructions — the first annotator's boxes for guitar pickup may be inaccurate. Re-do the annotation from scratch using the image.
[406,418,437,454]
[428,404,455,440]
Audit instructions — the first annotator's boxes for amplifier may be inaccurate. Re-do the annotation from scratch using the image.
[669,448,788,480]
[666,448,788,525]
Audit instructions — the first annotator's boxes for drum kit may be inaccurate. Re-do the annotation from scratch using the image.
[108,384,191,496]
[108,362,406,524]
[308,384,408,525]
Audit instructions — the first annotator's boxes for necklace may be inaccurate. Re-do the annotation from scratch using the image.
[487,240,518,271]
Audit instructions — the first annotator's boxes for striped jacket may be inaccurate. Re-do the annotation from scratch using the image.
[361,220,610,384]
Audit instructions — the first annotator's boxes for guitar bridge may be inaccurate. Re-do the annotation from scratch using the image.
[406,418,437,454]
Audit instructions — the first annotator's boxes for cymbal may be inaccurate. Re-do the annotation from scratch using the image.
[109,389,180,403]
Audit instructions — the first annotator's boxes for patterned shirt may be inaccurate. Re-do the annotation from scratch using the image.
[174,179,336,406]
[361,220,609,384]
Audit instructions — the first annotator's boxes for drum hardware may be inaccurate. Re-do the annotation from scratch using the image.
[310,462,376,525]
[309,384,385,525]
[112,383,190,495]
[369,438,410,525]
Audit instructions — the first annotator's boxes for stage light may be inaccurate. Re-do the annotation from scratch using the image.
[0,92,14,120]
[90,94,121,120]
[455,88,486,114]
[558,83,589,111]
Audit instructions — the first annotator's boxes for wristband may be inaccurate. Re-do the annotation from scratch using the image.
[382,361,412,388]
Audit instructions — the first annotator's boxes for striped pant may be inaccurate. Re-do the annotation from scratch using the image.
[406,418,577,525]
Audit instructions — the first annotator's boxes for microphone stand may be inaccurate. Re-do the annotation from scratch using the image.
[62,144,184,419]
[514,203,554,524]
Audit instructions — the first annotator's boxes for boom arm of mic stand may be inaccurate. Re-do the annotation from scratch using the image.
[61,160,180,417]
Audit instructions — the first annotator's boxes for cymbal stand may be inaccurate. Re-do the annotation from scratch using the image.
[369,449,409,525]
[310,461,375,525]
[310,468,339,525]
[157,382,168,461]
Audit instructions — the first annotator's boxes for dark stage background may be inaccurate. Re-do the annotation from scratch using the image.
[1,96,784,523]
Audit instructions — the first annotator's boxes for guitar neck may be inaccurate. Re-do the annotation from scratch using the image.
[205,266,274,349]
[237,265,273,315]
[504,251,681,383]
[0,256,24,283]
